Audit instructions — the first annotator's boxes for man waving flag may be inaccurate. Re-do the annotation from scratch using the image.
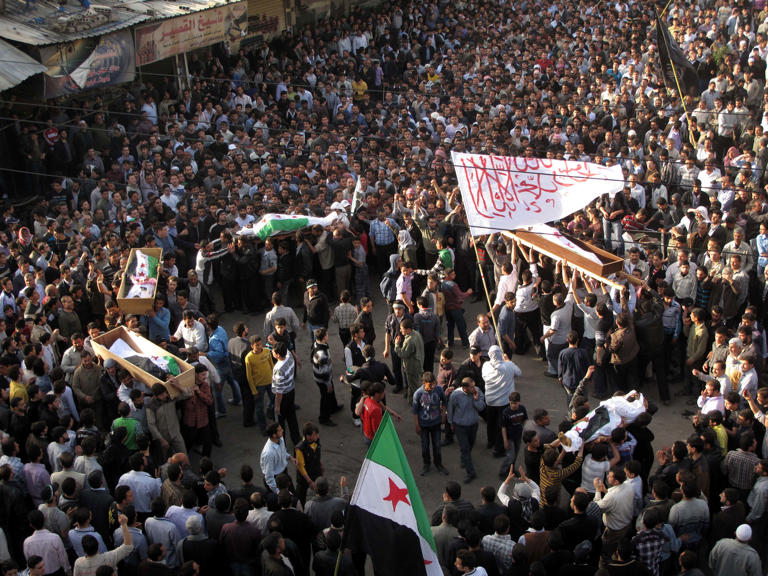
[346,412,441,575]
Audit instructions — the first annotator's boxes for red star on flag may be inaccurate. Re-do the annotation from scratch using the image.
[382,477,410,512]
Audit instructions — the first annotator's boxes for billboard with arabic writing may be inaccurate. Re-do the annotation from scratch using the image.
[134,2,248,67]
[41,30,135,99]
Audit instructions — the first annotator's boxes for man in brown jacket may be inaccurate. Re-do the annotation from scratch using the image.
[608,289,639,393]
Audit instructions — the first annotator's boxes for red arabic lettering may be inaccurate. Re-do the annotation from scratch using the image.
[552,160,599,187]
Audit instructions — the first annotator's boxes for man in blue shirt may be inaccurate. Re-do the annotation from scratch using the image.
[498,291,517,358]
[558,331,591,402]
[206,313,242,417]
[412,372,449,477]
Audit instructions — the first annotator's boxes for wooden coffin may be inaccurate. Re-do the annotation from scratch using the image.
[116,248,163,315]
[91,326,194,399]
[503,229,624,278]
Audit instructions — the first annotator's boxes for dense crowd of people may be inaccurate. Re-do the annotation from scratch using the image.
[3,0,768,573]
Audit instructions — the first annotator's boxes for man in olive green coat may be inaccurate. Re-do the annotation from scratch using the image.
[394,317,424,399]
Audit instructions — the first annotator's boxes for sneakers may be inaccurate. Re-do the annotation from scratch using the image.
[227,399,241,406]
[435,464,449,476]
[463,472,476,484]
[420,464,430,476]
[319,419,337,427]
[353,419,362,427]
[215,412,227,419]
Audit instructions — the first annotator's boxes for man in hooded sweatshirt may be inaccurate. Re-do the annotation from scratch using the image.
[483,345,522,457]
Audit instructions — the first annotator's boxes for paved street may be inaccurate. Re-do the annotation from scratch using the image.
[210,290,693,515]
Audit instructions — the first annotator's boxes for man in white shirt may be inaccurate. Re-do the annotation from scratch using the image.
[260,422,295,494]
[172,311,208,353]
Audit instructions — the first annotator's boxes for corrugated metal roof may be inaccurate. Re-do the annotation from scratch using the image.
[0,0,231,46]
[0,38,46,91]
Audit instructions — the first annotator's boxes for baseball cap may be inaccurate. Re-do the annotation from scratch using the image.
[392,300,406,309]
[306,279,318,288]
[469,345,481,355]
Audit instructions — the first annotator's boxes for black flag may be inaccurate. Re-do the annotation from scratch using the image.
[656,18,700,97]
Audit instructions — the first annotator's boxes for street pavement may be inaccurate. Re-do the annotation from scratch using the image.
[209,290,693,516]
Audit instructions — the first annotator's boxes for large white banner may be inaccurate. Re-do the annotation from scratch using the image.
[451,152,624,234]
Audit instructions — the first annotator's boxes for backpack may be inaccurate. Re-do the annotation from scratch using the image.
[380,271,398,302]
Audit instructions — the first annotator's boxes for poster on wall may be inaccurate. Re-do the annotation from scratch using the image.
[135,1,248,66]
[41,30,135,99]
[242,0,285,46]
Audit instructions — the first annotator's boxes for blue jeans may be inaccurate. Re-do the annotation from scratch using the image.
[420,423,442,466]
[499,435,521,476]
[602,219,624,256]
[546,341,568,376]
[252,387,269,432]
[308,322,323,342]
[445,308,469,347]
[454,423,477,475]
[213,363,242,414]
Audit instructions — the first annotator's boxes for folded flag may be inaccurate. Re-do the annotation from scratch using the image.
[346,412,441,576]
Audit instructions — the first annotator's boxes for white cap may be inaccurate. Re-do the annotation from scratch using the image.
[330,202,344,211]
[228,144,237,151]
[736,524,752,541]
[340,199,351,209]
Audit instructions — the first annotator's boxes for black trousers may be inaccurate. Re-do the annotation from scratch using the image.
[276,388,300,445]
[515,309,543,357]
[423,340,437,372]
[317,380,336,422]
[350,385,362,421]
[182,424,212,457]
[486,405,505,454]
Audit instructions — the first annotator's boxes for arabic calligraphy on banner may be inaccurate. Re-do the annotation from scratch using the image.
[135,1,248,66]
[41,30,135,99]
[451,152,624,234]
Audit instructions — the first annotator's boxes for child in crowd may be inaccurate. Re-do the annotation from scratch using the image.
[499,391,527,479]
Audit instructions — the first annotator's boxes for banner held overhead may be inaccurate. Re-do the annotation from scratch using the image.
[135,2,248,67]
[451,152,624,234]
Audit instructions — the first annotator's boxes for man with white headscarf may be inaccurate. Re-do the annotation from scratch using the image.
[483,345,522,457]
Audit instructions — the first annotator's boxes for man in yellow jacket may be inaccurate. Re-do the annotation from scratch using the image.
[245,335,274,435]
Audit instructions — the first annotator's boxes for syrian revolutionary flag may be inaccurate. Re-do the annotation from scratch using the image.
[346,412,441,576]
[134,250,159,282]
[125,249,160,299]
[237,213,339,241]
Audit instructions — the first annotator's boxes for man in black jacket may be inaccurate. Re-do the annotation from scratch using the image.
[303,280,330,343]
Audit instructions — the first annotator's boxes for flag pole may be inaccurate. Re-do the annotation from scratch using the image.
[471,235,501,338]
[332,548,343,576]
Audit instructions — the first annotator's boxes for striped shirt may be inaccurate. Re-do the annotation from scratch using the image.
[539,455,583,505]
